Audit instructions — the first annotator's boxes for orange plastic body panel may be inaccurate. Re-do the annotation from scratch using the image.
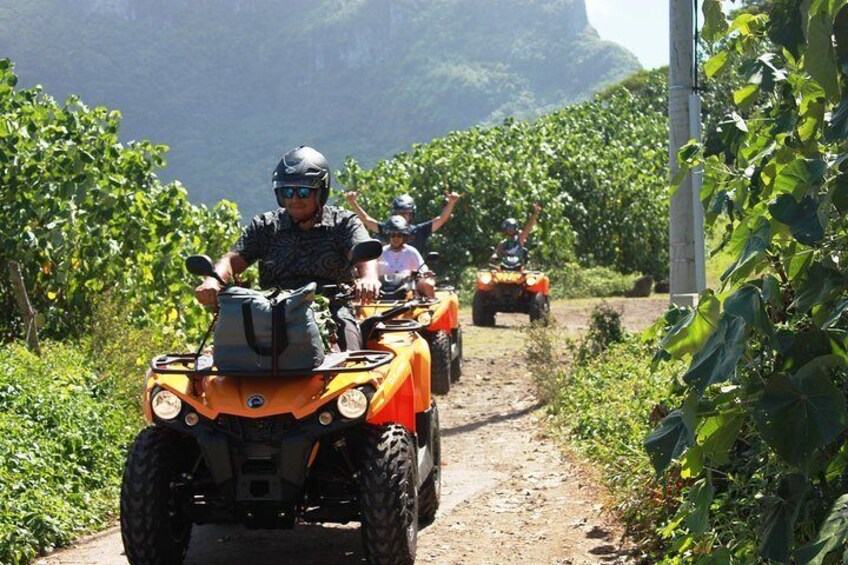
[356,292,459,333]
[145,330,431,435]
[526,274,550,295]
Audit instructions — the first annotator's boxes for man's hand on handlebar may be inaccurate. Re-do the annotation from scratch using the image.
[195,277,223,306]
[355,277,380,303]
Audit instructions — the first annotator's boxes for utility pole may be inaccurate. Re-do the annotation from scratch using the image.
[669,0,706,307]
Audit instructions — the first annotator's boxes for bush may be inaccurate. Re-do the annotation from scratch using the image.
[553,263,640,299]
[0,341,143,564]
[577,302,624,360]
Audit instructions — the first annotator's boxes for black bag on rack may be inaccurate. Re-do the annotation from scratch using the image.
[213,283,325,372]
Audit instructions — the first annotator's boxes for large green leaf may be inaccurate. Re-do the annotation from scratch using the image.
[724,285,774,336]
[796,494,848,565]
[759,474,810,563]
[645,396,697,474]
[805,12,841,102]
[821,297,848,328]
[754,356,848,466]
[702,0,729,43]
[682,315,748,397]
[791,263,848,313]
[768,194,825,245]
[699,411,745,465]
[768,0,805,58]
[772,158,828,197]
[656,291,721,360]
[705,51,730,78]
[721,216,772,282]
[684,476,715,535]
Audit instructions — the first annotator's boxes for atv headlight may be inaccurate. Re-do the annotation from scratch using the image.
[151,389,182,420]
[479,272,493,285]
[337,388,368,419]
[417,311,432,325]
[526,275,538,286]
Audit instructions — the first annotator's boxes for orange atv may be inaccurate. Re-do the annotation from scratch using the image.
[357,253,461,396]
[472,252,550,326]
[120,242,440,565]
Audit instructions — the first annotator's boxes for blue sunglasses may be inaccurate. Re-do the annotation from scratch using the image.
[279,186,315,199]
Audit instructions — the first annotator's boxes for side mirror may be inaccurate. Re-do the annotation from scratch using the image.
[351,239,383,264]
[425,251,440,264]
[185,255,226,286]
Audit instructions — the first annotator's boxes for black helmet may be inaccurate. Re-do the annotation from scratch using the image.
[383,214,411,236]
[272,146,331,207]
[391,194,416,215]
[502,218,518,235]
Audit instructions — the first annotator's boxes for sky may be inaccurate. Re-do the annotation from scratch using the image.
[585,0,736,70]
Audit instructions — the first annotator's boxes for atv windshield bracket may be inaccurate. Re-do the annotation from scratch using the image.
[149,349,395,377]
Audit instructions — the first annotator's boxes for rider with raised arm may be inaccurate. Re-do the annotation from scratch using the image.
[492,203,542,264]
[194,146,380,350]
[378,215,436,299]
[345,188,462,253]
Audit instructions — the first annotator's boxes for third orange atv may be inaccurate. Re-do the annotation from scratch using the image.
[357,253,461,396]
[472,252,550,326]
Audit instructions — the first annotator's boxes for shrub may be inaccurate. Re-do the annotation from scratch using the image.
[0,342,142,564]
[553,263,640,299]
[577,302,624,360]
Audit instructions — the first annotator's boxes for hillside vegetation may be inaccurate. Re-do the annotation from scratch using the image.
[341,68,670,280]
[0,0,640,216]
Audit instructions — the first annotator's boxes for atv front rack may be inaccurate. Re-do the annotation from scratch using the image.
[150,349,395,377]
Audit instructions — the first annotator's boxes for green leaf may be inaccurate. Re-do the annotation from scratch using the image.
[769,194,825,245]
[657,291,721,359]
[805,13,841,102]
[705,51,730,78]
[796,494,848,565]
[792,262,848,313]
[733,84,760,112]
[827,97,848,142]
[721,216,772,282]
[725,285,774,336]
[754,355,848,466]
[682,315,748,397]
[645,396,697,474]
[699,411,745,465]
[768,0,806,58]
[773,158,828,197]
[759,474,809,562]
[822,298,848,328]
[832,174,848,214]
[702,0,729,43]
[684,476,715,535]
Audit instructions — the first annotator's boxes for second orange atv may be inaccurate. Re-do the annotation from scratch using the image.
[357,261,461,396]
[120,242,440,565]
[472,253,550,326]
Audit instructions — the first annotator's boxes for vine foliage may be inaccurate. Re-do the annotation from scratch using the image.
[647,1,848,562]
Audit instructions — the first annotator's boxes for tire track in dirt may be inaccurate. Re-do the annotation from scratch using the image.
[37,297,667,565]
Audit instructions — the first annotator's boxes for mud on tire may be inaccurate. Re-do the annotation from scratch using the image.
[472,291,495,326]
[418,402,441,525]
[121,427,193,565]
[426,330,452,395]
[529,292,551,325]
[359,424,418,565]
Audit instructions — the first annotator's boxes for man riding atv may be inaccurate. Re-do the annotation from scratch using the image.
[124,146,442,565]
[195,146,379,350]
[345,189,462,253]
[378,215,435,299]
[491,202,542,266]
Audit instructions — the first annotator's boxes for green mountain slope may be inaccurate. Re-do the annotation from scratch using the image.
[0,0,639,216]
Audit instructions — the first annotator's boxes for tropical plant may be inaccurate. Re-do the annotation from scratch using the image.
[338,69,670,282]
[0,59,241,342]
[646,1,848,561]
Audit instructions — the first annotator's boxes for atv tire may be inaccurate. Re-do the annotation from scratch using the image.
[121,427,193,565]
[529,293,551,325]
[450,327,462,382]
[360,424,418,565]
[472,291,495,326]
[426,330,452,395]
[418,402,441,525]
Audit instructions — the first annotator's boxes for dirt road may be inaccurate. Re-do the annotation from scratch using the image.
[37,297,667,565]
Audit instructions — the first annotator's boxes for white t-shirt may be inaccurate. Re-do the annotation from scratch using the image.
[379,244,425,277]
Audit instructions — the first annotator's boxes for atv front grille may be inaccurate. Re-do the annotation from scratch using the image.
[216,414,296,444]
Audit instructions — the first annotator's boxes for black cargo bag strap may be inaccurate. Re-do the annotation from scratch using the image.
[241,301,289,357]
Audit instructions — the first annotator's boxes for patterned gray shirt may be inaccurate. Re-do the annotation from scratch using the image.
[231,206,370,290]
